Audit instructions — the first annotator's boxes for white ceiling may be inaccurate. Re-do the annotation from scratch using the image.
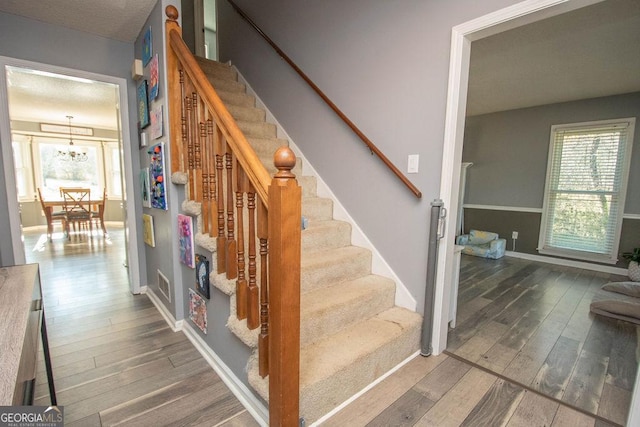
[1,0,639,128]
[467,0,640,116]
[0,0,158,43]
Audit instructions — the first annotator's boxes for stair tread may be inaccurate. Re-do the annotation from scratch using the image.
[300,306,421,386]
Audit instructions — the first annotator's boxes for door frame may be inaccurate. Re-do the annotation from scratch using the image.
[0,56,142,294]
[434,0,640,424]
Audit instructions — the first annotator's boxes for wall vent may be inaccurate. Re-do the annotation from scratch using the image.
[158,269,171,302]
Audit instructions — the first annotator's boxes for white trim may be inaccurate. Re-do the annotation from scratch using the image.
[235,68,417,311]
[436,0,606,357]
[143,286,184,332]
[464,204,640,220]
[463,204,543,213]
[0,56,141,294]
[309,351,421,427]
[181,322,269,426]
[505,251,628,276]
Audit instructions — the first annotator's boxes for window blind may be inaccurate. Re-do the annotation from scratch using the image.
[539,119,634,263]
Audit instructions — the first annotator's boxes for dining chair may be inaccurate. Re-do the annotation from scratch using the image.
[37,188,67,241]
[61,188,92,238]
[91,188,108,236]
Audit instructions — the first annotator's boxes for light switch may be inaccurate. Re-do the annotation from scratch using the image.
[408,154,419,173]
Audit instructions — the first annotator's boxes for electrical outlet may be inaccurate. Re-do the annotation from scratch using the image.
[512,231,519,239]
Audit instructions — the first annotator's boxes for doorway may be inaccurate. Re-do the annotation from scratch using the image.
[0,57,142,294]
[434,0,640,425]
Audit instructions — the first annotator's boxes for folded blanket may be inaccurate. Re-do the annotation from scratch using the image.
[602,281,640,298]
[590,299,640,325]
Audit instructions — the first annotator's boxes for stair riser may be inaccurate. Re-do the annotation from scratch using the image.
[302,222,351,251]
[301,251,371,293]
[238,121,277,139]
[302,198,333,221]
[208,77,246,94]
[300,282,395,346]
[227,105,266,123]
[218,90,255,108]
[196,59,237,80]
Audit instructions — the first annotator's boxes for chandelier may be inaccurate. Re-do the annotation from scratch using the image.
[56,115,88,162]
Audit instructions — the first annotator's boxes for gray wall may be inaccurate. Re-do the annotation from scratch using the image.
[462,92,640,265]
[0,11,143,268]
[217,0,521,313]
[135,0,184,319]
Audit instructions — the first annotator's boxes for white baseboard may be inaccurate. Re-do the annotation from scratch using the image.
[181,322,269,426]
[235,68,417,311]
[143,286,183,332]
[505,251,628,276]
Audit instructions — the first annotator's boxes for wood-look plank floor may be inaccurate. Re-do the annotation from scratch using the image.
[24,224,631,426]
[447,255,637,426]
[323,352,614,426]
[24,224,258,427]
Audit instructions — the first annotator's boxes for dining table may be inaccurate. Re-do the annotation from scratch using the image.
[41,198,106,237]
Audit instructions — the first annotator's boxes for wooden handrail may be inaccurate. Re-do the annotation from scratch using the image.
[166,12,271,204]
[226,0,422,199]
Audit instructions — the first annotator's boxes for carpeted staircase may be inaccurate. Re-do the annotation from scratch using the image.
[189,57,422,424]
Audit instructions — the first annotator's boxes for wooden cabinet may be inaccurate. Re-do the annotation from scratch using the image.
[0,264,56,405]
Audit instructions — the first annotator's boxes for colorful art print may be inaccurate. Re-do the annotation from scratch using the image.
[140,168,151,208]
[195,254,210,299]
[142,26,153,66]
[149,54,159,100]
[189,288,207,334]
[178,214,195,268]
[137,80,150,129]
[149,104,163,140]
[142,213,155,247]
[148,142,167,210]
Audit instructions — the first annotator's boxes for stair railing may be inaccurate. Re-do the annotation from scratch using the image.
[165,7,301,426]
[226,0,422,199]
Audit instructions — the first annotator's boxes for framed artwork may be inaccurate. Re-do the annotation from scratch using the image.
[137,80,150,129]
[140,168,151,208]
[142,26,153,66]
[148,142,167,210]
[178,214,195,268]
[142,214,155,247]
[195,254,210,299]
[149,54,159,100]
[150,104,163,140]
[189,288,207,334]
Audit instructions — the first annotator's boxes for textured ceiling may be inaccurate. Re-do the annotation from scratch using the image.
[467,0,640,116]
[6,67,119,130]
[0,0,158,42]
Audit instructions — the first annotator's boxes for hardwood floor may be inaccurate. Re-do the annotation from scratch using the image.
[323,352,614,426]
[23,224,631,426]
[447,255,637,426]
[24,224,257,427]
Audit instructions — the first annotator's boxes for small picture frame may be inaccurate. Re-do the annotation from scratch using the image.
[195,254,210,299]
[142,26,153,66]
[142,213,155,247]
[137,80,150,129]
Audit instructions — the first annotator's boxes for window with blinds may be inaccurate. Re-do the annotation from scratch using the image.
[538,118,635,264]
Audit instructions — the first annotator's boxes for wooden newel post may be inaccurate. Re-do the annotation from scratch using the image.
[165,5,183,174]
[268,146,301,427]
